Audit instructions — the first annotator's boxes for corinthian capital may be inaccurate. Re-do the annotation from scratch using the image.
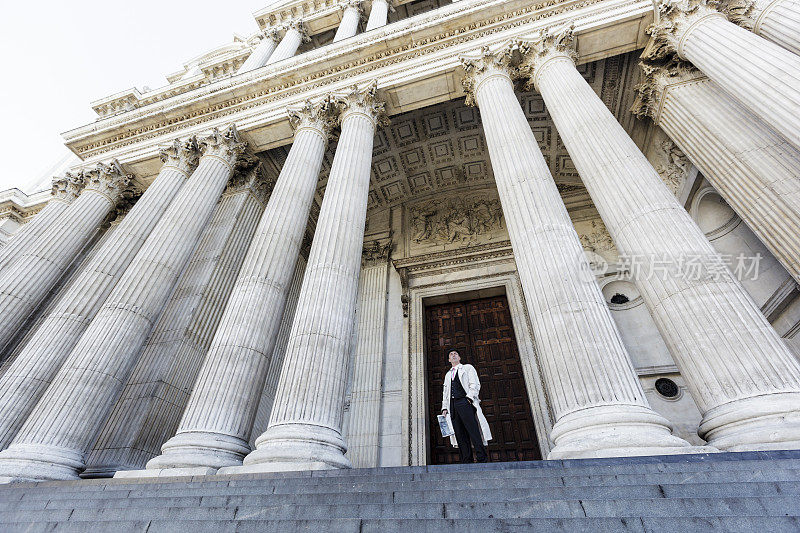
[630,59,706,122]
[519,23,578,90]
[644,0,727,60]
[288,96,338,139]
[258,28,282,43]
[198,124,248,167]
[84,160,135,205]
[51,171,85,203]
[160,136,200,175]
[362,238,392,265]
[719,0,771,31]
[460,41,525,106]
[283,19,311,43]
[340,0,364,12]
[226,160,274,206]
[334,80,389,127]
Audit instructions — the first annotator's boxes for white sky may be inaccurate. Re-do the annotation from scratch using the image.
[0,1,272,193]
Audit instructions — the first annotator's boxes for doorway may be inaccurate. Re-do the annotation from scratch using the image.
[424,295,542,464]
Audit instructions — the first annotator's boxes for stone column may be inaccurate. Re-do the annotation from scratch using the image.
[0,174,83,272]
[141,99,335,476]
[524,26,800,451]
[334,1,363,42]
[266,20,309,65]
[237,29,281,73]
[646,0,800,148]
[365,0,392,31]
[460,47,701,459]
[250,254,308,446]
[0,162,131,355]
[346,240,391,468]
[223,82,387,474]
[84,164,270,477]
[0,138,200,451]
[723,0,800,56]
[632,60,800,283]
[0,125,246,482]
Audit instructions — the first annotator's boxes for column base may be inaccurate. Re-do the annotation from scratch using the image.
[113,466,218,479]
[234,422,352,474]
[547,404,717,460]
[0,443,84,483]
[144,430,251,472]
[700,392,800,451]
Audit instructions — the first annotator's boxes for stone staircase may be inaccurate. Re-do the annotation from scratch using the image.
[1,451,800,532]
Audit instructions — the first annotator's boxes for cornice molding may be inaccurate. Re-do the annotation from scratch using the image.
[64,0,652,165]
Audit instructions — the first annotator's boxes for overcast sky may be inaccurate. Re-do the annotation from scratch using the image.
[0,1,272,193]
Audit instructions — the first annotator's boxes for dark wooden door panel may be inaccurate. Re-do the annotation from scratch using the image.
[425,295,542,465]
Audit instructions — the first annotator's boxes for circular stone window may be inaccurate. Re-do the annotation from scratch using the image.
[654,378,680,399]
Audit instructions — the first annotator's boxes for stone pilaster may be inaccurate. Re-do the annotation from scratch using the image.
[249,255,308,446]
[722,0,800,55]
[267,20,309,65]
[0,162,131,355]
[461,44,701,459]
[224,82,387,474]
[84,162,270,477]
[139,99,336,476]
[646,0,800,148]
[334,0,364,42]
[365,0,393,31]
[237,29,281,73]
[346,240,391,468]
[0,138,200,451]
[0,173,83,272]
[525,26,800,452]
[0,125,246,482]
[632,60,800,282]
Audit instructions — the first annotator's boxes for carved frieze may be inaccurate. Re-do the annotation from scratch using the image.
[408,191,506,253]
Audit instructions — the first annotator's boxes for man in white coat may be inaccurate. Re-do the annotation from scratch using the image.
[441,350,492,463]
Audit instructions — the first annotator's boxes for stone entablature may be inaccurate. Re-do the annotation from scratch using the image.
[64,0,653,178]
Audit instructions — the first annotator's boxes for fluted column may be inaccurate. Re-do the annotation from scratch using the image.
[334,0,363,42]
[237,29,281,73]
[266,20,309,65]
[142,100,335,476]
[365,0,392,31]
[0,125,246,482]
[632,60,800,283]
[646,0,800,148]
[0,162,132,355]
[723,0,800,56]
[250,255,308,446]
[525,27,800,451]
[0,174,82,272]
[460,48,702,459]
[0,138,200,451]
[346,241,390,468]
[226,82,387,473]
[84,164,270,477]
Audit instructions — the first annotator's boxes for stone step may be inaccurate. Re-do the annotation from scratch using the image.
[4,481,800,511]
[7,450,800,494]
[1,496,799,523]
[4,467,800,503]
[9,517,800,533]
[5,455,800,496]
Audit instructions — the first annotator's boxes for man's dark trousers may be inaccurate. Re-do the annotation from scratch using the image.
[451,397,487,463]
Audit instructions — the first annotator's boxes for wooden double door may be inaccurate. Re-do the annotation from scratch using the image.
[425,295,542,464]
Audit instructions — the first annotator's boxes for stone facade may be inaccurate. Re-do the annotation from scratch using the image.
[1,0,800,482]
